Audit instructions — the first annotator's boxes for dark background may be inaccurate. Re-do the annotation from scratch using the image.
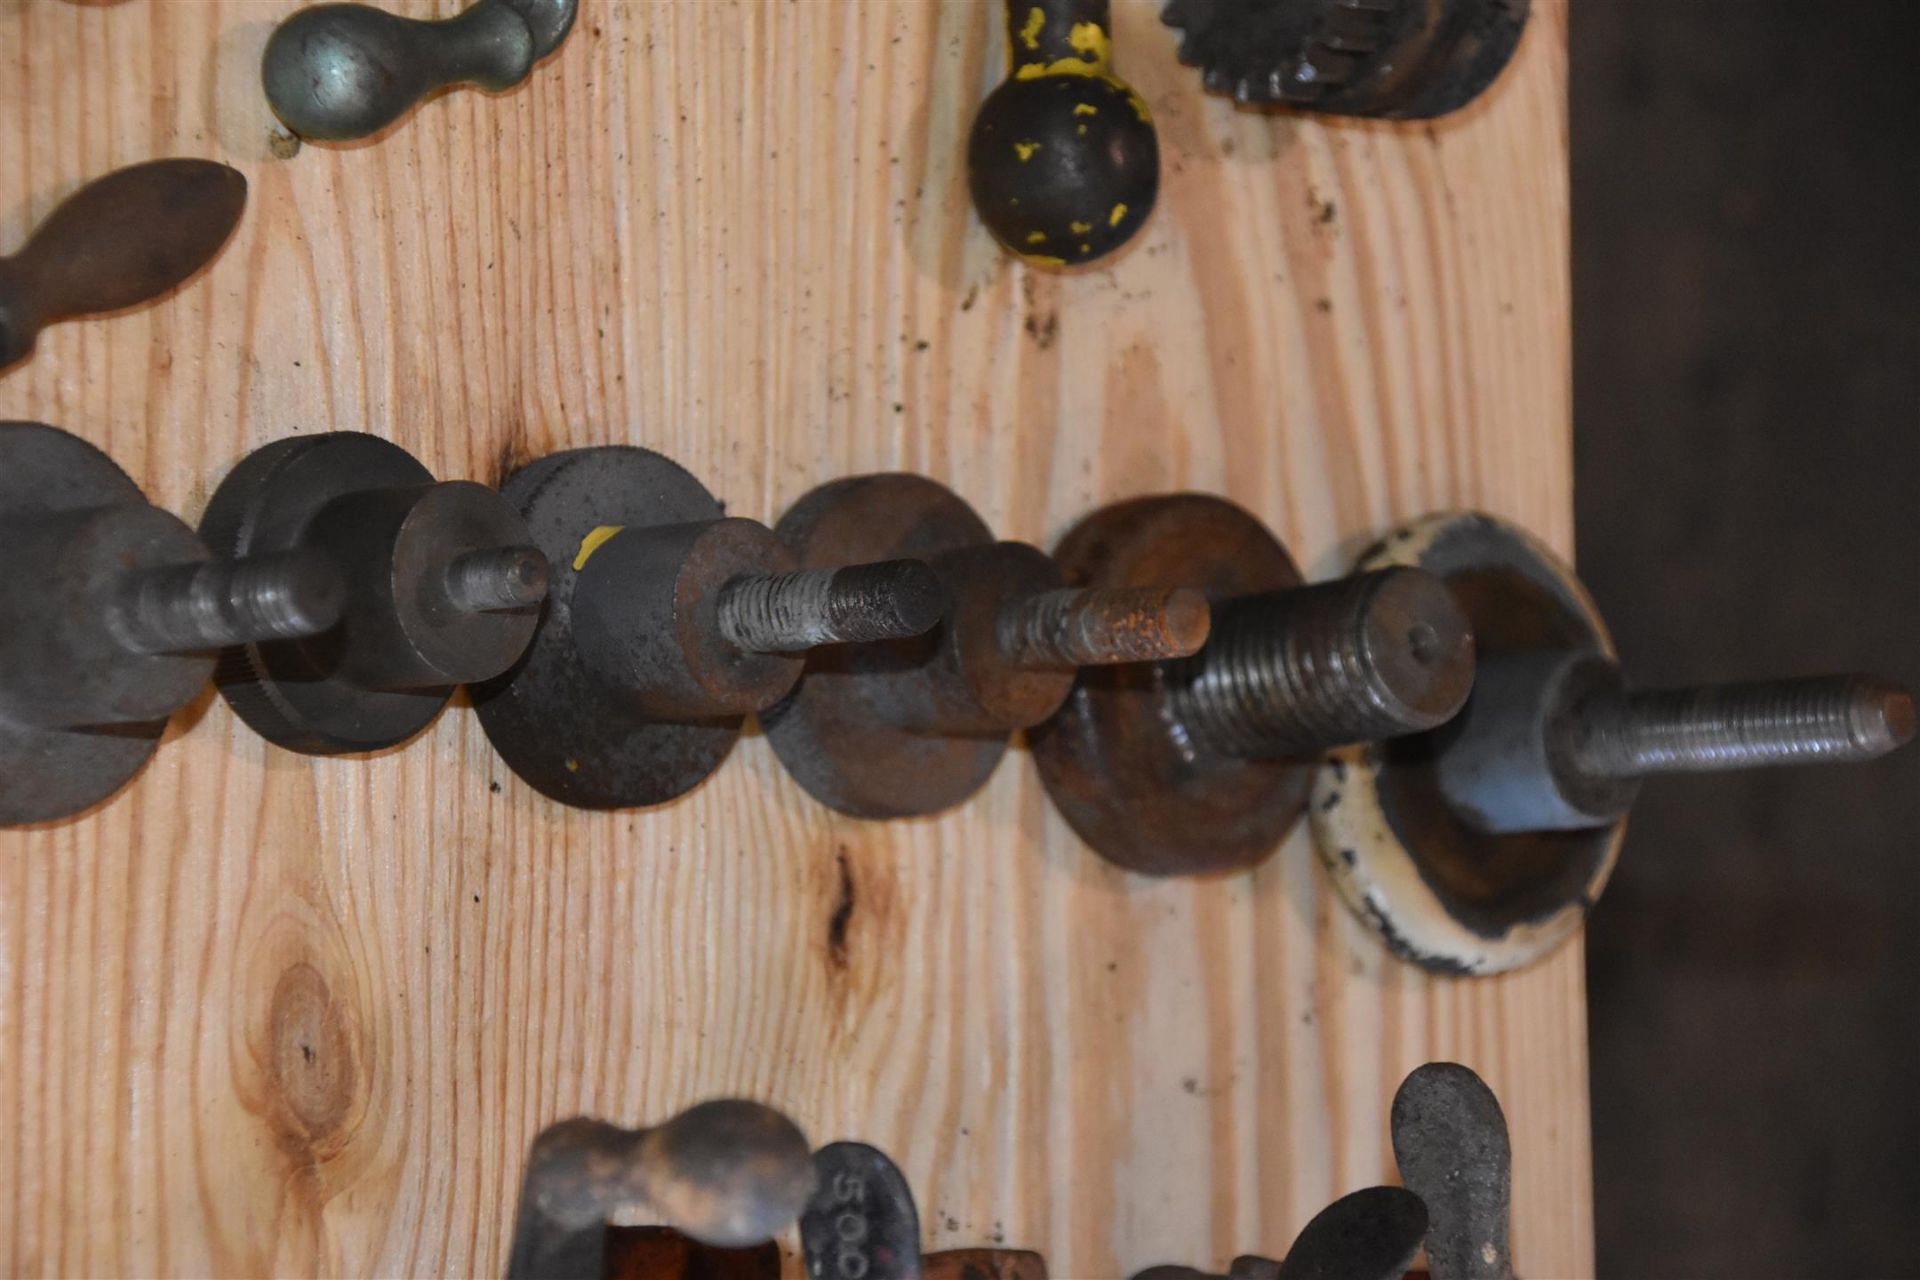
[1574,2,1920,1275]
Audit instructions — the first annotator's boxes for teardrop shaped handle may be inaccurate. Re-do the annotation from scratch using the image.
[0,159,247,372]
[966,0,1160,267]
[262,0,577,142]
[1391,1062,1516,1280]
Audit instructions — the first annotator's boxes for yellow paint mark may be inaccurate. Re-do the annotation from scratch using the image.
[1026,230,1049,245]
[573,524,624,570]
[1127,90,1152,122]
[1070,220,1092,235]
[1024,253,1067,267]
[1073,103,1098,116]
[565,759,580,772]
[1067,21,1108,61]
[1014,140,1040,161]
[1076,124,1087,136]
[1080,243,1091,254]
[1109,202,1128,227]
[1019,6,1045,50]
[1013,21,1114,80]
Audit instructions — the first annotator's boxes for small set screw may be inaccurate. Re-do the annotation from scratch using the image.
[718,559,947,653]
[997,586,1211,669]
[112,550,345,655]
[1567,674,1914,779]
[441,545,551,613]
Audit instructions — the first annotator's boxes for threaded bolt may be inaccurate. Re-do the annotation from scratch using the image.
[442,544,550,612]
[1172,567,1476,758]
[1567,674,1915,780]
[112,549,346,655]
[997,586,1211,669]
[717,559,948,653]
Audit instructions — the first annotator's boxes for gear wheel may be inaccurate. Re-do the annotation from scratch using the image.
[1161,0,1530,119]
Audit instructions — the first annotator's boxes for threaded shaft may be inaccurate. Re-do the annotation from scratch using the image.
[443,544,549,612]
[997,585,1211,669]
[717,558,947,653]
[113,549,345,654]
[1173,568,1475,758]
[1567,675,1915,780]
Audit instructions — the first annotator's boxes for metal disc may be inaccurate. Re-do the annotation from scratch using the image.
[1310,512,1624,974]
[1028,494,1309,876]
[800,1142,922,1280]
[472,445,740,808]
[760,474,1002,819]
[199,432,453,754]
[0,422,170,824]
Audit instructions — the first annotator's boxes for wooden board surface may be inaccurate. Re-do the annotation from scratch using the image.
[0,0,1586,1275]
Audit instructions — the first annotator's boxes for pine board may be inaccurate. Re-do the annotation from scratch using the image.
[0,0,1586,1275]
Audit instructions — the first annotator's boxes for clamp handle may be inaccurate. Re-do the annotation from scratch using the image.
[966,0,1159,266]
[262,0,578,141]
[0,160,247,371]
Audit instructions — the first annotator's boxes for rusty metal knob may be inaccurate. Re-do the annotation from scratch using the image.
[507,1100,815,1280]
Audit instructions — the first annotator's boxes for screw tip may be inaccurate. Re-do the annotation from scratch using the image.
[1161,587,1212,657]
[874,558,950,638]
[1362,568,1476,729]
[1859,677,1915,753]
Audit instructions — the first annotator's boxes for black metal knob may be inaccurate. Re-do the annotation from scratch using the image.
[1,423,343,824]
[967,0,1159,266]
[199,433,548,755]
[262,0,578,142]
[0,159,246,373]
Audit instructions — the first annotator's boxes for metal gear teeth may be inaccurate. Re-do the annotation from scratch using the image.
[1161,0,1409,105]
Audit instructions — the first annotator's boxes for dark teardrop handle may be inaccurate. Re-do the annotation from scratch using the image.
[261,0,578,142]
[0,159,247,373]
[1391,1063,1515,1280]
[966,0,1160,266]
[1273,1186,1429,1280]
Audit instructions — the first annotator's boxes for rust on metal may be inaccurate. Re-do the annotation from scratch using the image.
[765,474,1211,819]
[925,1248,1052,1280]
[1028,494,1314,875]
[602,1228,779,1280]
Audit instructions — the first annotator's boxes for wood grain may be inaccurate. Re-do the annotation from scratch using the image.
[0,1,1586,1275]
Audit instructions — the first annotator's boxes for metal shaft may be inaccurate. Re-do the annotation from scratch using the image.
[1173,567,1476,758]
[717,559,947,653]
[1567,674,1915,780]
[997,585,1211,669]
[441,544,550,612]
[112,550,346,655]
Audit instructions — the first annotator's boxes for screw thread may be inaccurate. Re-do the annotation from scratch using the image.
[717,558,947,653]
[997,585,1210,669]
[113,549,345,655]
[1172,568,1475,758]
[443,544,550,612]
[1568,675,1915,780]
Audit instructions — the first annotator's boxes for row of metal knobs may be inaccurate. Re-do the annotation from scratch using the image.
[0,425,1470,822]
